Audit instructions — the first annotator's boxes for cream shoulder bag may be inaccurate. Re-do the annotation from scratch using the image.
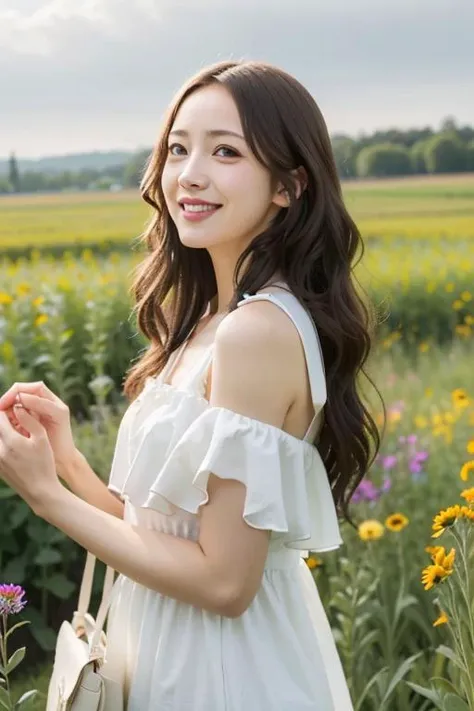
[46,552,124,711]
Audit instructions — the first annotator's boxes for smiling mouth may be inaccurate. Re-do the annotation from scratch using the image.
[179,202,222,213]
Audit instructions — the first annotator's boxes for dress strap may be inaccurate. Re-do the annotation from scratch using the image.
[236,286,326,442]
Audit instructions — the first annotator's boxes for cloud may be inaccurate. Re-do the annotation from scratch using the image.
[0,0,162,54]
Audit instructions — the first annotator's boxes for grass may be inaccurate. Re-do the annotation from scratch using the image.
[1,174,474,251]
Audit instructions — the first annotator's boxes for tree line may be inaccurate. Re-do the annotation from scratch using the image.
[2,118,474,195]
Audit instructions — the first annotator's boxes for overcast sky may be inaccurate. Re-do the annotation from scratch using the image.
[1,0,473,159]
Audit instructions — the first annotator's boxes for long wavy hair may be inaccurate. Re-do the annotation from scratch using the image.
[123,60,385,524]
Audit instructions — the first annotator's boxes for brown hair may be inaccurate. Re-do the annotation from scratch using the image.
[123,60,385,524]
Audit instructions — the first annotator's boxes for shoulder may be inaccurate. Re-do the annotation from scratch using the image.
[209,299,301,426]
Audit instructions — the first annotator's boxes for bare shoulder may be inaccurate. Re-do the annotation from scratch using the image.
[209,300,302,427]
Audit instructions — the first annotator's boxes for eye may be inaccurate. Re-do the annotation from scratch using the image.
[168,143,186,156]
[215,145,240,158]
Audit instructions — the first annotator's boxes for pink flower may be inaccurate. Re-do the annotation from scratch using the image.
[382,455,398,471]
[0,584,27,616]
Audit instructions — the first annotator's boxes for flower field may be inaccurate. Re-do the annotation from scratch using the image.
[1,175,474,709]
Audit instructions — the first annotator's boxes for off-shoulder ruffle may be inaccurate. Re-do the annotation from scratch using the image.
[109,383,342,553]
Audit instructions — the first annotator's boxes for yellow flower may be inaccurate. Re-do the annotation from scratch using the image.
[419,342,430,353]
[0,292,14,306]
[421,564,452,590]
[461,487,474,504]
[461,506,474,522]
[414,415,428,429]
[306,556,323,570]
[358,520,385,541]
[460,461,474,482]
[452,389,470,410]
[433,546,456,572]
[461,291,472,302]
[452,300,463,311]
[32,296,45,308]
[34,314,49,328]
[425,545,443,557]
[432,505,463,538]
[433,611,449,627]
[385,513,409,532]
[467,440,474,454]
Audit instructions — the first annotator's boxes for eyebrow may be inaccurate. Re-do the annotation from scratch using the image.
[169,129,245,141]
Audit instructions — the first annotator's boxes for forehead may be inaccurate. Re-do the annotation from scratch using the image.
[172,84,242,133]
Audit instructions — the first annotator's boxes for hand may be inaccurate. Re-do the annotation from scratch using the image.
[0,406,63,514]
[0,382,77,484]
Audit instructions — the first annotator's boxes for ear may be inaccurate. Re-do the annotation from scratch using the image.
[272,166,308,208]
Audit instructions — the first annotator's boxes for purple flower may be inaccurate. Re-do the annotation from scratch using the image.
[382,455,398,471]
[407,434,417,445]
[381,475,392,492]
[352,479,380,503]
[409,450,429,475]
[0,584,27,616]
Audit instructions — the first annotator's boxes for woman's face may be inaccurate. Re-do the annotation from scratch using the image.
[161,84,286,253]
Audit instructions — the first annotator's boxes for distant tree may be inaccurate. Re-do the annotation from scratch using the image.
[123,149,151,188]
[466,140,474,172]
[424,133,467,173]
[356,143,412,177]
[410,140,429,174]
[332,136,358,179]
[20,171,47,193]
[0,177,12,194]
[8,152,21,192]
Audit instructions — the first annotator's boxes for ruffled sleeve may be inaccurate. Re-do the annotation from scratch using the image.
[131,406,342,553]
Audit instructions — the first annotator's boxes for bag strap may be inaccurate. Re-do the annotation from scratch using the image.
[73,551,117,656]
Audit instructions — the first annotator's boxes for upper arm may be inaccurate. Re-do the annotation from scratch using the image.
[198,301,298,617]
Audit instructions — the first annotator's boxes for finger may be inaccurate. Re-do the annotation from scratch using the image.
[13,393,57,420]
[13,405,46,440]
[0,382,56,410]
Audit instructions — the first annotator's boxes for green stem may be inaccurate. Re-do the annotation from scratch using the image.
[0,614,12,709]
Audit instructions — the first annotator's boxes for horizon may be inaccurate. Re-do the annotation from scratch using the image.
[1,116,468,163]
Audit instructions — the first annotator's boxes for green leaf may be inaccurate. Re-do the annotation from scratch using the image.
[6,647,25,675]
[14,689,38,709]
[25,607,57,652]
[2,557,26,585]
[406,681,444,708]
[380,652,423,704]
[354,667,389,711]
[42,573,75,600]
[33,547,61,566]
[0,686,12,710]
[442,694,470,711]
[431,676,461,696]
[0,486,16,499]
[436,645,466,673]
[9,502,30,530]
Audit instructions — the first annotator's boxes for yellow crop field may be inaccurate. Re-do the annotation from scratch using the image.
[1,173,474,251]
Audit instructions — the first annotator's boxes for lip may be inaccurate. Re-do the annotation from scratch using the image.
[179,197,222,207]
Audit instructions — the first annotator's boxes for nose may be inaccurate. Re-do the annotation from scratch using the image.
[178,157,209,191]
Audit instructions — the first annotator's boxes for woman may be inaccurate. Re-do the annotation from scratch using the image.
[0,60,382,710]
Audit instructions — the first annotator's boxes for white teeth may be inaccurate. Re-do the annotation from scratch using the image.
[182,204,218,213]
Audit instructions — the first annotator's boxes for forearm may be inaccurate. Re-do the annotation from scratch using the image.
[39,486,231,616]
[61,449,124,519]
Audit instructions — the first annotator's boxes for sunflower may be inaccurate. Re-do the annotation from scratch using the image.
[432,505,463,538]
[467,439,474,454]
[385,513,409,532]
[460,461,474,482]
[421,564,452,591]
[461,487,474,504]
[358,520,385,541]
[433,611,449,627]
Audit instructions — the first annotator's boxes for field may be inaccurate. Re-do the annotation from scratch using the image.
[1,173,474,251]
[1,175,474,710]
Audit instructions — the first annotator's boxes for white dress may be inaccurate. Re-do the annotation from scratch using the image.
[104,284,354,711]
